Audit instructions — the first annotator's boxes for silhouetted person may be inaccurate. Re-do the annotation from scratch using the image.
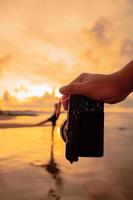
[36,103,60,127]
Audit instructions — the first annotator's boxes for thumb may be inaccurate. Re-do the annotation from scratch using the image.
[59,82,90,96]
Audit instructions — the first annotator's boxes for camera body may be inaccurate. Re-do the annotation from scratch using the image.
[61,94,104,163]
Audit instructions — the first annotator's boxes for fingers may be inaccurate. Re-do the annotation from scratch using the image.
[60,82,92,96]
[59,73,90,110]
[60,73,89,95]
[60,81,92,110]
[60,83,80,95]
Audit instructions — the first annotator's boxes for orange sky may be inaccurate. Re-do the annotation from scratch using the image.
[0,0,133,108]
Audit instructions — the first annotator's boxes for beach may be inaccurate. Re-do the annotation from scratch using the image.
[0,111,133,200]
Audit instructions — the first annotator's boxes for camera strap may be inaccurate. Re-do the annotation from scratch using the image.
[56,96,69,117]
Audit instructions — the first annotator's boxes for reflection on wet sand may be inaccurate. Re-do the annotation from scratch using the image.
[44,126,63,187]
[31,125,63,200]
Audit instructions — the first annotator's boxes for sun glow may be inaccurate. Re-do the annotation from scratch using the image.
[54,88,62,99]
[12,83,53,101]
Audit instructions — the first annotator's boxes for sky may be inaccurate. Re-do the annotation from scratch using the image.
[0,0,133,109]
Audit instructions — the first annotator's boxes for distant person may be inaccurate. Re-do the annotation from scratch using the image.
[59,60,133,109]
[36,103,60,127]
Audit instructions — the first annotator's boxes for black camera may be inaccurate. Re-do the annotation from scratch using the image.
[60,94,104,163]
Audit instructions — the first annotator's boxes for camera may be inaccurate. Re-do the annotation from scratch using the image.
[60,94,104,163]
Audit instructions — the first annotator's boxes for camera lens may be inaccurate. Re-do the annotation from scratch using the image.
[60,120,68,142]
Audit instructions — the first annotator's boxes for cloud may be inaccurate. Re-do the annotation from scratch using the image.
[0,90,57,110]
[88,17,112,44]
[78,18,118,72]
[0,91,18,109]
[14,85,29,93]
[126,0,133,4]
[78,16,133,73]
[22,93,57,109]
[2,91,13,102]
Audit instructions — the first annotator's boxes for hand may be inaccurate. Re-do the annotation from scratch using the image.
[59,72,130,110]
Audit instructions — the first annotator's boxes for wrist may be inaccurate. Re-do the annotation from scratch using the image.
[112,69,131,97]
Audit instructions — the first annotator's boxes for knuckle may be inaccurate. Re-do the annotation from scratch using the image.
[80,73,88,77]
[77,73,89,81]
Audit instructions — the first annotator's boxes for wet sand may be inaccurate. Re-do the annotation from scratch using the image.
[0,112,133,200]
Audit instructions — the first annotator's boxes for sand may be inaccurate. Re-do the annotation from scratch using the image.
[0,112,133,200]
